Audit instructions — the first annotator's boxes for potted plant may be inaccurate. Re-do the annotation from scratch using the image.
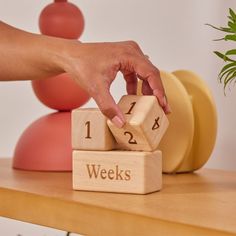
[207,8,236,91]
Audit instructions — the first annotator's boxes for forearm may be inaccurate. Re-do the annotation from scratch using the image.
[0,21,67,81]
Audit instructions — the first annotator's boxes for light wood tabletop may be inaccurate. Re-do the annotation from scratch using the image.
[0,158,236,236]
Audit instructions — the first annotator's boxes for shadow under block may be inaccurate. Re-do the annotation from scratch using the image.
[72,108,115,150]
[107,95,169,151]
[73,150,162,194]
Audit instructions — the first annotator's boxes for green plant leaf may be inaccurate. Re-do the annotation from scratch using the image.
[220,66,235,78]
[228,21,236,32]
[225,34,236,41]
[228,16,236,25]
[219,62,236,75]
[229,8,236,21]
[219,67,236,83]
[207,8,236,91]
[214,51,235,62]
[213,37,225,41]
[205,23,233,33]
[225,49,236,56]
[221,27,235,32]
[228,16,236,23]
[224,71,236,90]
[220,70,233,85]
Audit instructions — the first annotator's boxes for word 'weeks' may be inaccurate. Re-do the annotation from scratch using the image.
[86,164,131,181]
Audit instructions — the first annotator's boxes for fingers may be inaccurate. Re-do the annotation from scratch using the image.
[146,69,171,114]
[141,80,152,95]
[118,41,171,114]
[134,58,171,114]
[139,71,170,112]
[92,84,125,128]
[140,78,171,113]
[122,71,138,95]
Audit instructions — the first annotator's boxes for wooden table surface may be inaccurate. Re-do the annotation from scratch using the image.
[0,158,236,236]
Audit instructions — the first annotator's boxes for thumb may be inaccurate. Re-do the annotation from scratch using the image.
[93,88,125,128]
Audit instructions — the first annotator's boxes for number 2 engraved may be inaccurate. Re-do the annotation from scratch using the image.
[125,102,136,115]
[85,121,92,139]
[152,117,160,130]
[124,131,137,144]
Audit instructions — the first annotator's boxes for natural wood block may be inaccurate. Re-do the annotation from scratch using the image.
[72,108,115,150]
[73,150,162,194]
[107,95,169,151]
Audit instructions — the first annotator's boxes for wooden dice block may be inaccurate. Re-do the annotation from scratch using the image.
[107,95,169,151]
[73,150,162,194]
[72,108,115,150]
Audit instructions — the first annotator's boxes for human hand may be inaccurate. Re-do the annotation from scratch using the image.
[0,22,170,125]
[58,40,171,127]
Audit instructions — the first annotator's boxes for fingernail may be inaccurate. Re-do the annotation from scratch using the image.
[162,96,172,113]
[165,103,172,114]
[112,116,124,128]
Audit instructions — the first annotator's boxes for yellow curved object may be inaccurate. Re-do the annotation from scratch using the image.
[137,70,217,174]
[172,70,217,172]
[159,71,195,173]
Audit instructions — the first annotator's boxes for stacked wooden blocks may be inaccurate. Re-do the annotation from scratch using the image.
[72,95,169,194]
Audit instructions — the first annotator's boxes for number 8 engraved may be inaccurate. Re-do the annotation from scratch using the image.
[124,131,137,144]
[152,117,160,130]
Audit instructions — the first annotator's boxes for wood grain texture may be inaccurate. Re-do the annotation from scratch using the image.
[107,95,169,151]
[73,150,162,194]
[1,159,236,235]
[72,108,115,150]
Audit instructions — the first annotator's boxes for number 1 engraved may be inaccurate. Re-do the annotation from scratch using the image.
[124,131,137,144]
[152,117,160,130]
[85,121,92,139]
[125,102,136,115]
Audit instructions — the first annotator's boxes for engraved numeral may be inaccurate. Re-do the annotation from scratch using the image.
[124,131,137,144]
[152,117,160,130]
[125,102,136,115]
[85,121,92,139]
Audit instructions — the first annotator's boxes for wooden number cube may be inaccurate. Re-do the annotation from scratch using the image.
[72,108,115,150]
[107,95,169,151]
[73,150,162,194]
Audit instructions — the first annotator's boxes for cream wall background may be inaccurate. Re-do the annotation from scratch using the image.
[0,0,236,172]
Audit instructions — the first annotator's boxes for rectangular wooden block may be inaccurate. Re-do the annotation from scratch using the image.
[73,150,162,194]
[72,108,115,151]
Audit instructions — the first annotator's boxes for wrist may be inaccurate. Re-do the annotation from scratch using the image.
[36,35,69,75]
[43,37,83,75]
